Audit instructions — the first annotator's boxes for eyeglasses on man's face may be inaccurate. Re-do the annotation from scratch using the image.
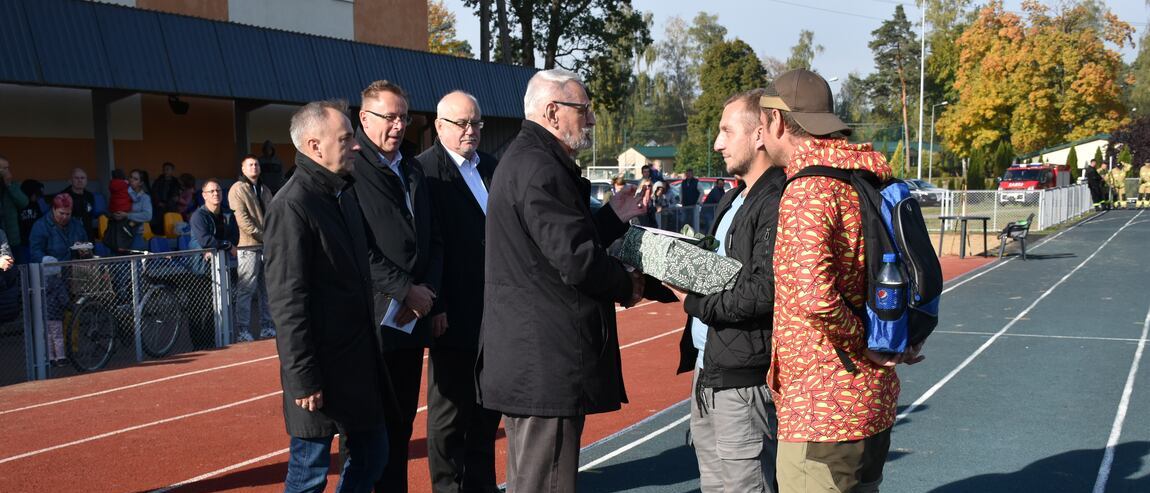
[202,189,222,195]
[364,109,412,125]
[439,118,484,130]
[552,100,592,115]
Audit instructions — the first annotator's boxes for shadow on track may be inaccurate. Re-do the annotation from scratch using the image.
[927,441,1150,493]
[579,444,701,492]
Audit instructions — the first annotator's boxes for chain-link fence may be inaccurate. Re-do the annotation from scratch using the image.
[923,184,1091,234]
[1,248,241,384]
[644,204,721,235]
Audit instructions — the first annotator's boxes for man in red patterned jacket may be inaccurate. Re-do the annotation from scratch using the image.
[760,69,923,493]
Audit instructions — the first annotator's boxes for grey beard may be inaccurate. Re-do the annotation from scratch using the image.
[563,127,593,151]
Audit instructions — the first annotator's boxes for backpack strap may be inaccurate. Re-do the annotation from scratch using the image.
[785,165,885,374]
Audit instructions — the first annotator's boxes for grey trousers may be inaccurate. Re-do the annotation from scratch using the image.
[503,414,585,493]
[689,368,779,493]
[235,248,273,334]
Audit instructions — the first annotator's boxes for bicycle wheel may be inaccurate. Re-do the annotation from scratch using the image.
[139,285,185,358]
[67,301,115,372]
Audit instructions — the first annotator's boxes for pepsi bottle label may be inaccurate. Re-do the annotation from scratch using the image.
[875,286,901,310]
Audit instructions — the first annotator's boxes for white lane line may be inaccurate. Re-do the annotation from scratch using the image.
[898,211,1143,422]
[616,300,658,312]
[139,325,687,491]
[0,390,283,464]
[619,327,682,350]
[0,355,279,416]
[579,415,691,472]
[1092,303,1150,493]
[935,330,1144,343]
[941,210,1101,295]
[149,447,290,493]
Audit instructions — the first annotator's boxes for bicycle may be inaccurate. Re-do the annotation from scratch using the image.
[65,250,191,372]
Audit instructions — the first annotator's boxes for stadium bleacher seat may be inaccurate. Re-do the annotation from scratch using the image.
[163,212,184,237]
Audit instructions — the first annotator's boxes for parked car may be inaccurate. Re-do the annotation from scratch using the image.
[905,179,946,207]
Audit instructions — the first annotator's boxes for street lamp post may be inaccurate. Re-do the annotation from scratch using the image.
[928,101,948,182]
[916,3,927,180]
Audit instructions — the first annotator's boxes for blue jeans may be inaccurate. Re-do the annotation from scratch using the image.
[284,427,388,493]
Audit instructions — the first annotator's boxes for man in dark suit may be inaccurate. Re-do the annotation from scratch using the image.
[417,91,501,493]
[266,99,391,492]
[351,80,444,493]
[477,69,650,493]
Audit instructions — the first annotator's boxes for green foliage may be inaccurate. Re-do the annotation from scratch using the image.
[1118,145,1133,165]
[785,30,823,71]
[1111,116,1150,165]
[678,39,765,175]
[866,5,920,124]
[966,147,987,190]
[1066,146,1078,169]
[989,140,1014,179]
[889,141,906,179]
[1094,146,1104,164]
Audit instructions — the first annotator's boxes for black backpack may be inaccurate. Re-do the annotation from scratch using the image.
[786,166,943,364]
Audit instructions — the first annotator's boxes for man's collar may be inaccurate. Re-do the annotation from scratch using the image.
[443,145,478,168]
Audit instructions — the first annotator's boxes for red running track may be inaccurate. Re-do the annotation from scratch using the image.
[0,255,991,492]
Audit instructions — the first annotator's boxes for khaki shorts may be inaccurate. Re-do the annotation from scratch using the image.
[776,428,891,493]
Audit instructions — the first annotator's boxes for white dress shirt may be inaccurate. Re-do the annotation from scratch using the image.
[444,147,488,215]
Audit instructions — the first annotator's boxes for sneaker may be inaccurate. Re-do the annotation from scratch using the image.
[236,331,255,343]
[259,327,276,339]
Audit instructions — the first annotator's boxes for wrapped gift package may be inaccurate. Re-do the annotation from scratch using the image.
[617,226,742,295]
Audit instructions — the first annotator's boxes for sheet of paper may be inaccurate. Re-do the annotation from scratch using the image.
[381,298,416,334]
[633,225,701,243]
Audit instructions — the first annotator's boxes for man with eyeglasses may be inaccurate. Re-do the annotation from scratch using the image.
[350,79,443,493]
[478,69,650,493]
[415,91,501,493]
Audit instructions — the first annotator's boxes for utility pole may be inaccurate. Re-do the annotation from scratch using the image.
[916,2,927,180]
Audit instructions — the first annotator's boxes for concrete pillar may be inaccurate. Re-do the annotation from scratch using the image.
[91,90,133,185]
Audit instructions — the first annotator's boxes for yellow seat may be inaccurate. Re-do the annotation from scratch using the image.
[142,222,154,241]
[163,212,183,237]
[97,215,108,241]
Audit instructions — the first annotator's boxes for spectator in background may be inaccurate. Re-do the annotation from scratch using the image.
[228,155,276,343]
[175,173,198,221]
[704,178,728,204]
[259,140,285,194]
[126,169,153,245]
[151,161,180,233]
[104,169,133,253]
[30,194,88,367]
[18,179,45,249]
[649,162,666,182]
[0,155,30,250]
[57,168,96,240]
[680,168,702,206]
[189,178,237,351]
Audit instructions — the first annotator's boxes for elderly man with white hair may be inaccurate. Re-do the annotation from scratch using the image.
[476,68,651,492]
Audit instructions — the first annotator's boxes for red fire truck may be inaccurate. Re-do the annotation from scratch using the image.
[997,163,1071,205]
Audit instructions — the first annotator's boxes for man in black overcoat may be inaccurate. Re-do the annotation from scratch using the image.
[477,69,650,493]
[417,91,502,493]
[266,100,393,492]
[350,80,443,493]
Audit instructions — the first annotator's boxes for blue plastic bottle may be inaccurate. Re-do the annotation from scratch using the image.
[874,252,905,320]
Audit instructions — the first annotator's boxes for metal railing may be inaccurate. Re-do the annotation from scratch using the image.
[924,185,1091,234]
[0,248,242,385]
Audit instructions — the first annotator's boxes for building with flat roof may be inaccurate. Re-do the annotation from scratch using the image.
[0,0,534,190]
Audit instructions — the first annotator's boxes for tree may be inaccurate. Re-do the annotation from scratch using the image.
[922,0,974,105]
[836,72,870,127]
[867,5,921,175]
[1118,145,1133,165]
[658,13,727,120]
[785,30,823,70]
[889,140,906,179]
[677,39,766,174]
[966,147,987,190]
[1094,146,1104,164]
[938,1,1134,158]
[1111,115,1150,164]
[429,0,474,58]
[1066,146,1078,169]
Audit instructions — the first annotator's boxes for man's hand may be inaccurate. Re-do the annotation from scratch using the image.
[395,306,417,326]
[431,313,449,338]
[404,284,436,317]
[295,391,323,412]
[609,184,650,222]
[864,342,925,367]
[0,256,13,271]
[622,270,644,307]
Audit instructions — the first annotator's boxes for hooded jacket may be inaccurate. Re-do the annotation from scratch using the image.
[769,138,899,443]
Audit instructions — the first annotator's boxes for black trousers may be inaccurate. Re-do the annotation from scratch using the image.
[376,347,426,493]
[427,345,502,493]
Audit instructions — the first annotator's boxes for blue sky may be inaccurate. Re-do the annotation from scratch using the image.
[441,0,1148,86]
